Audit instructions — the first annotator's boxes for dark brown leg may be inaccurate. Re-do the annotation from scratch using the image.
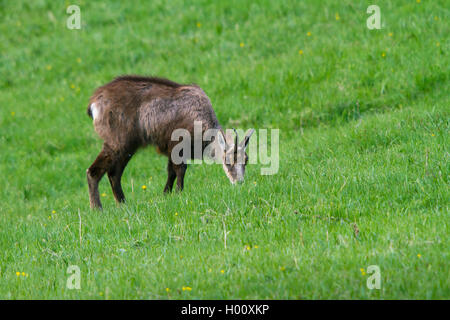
[163,159,177,193]
[86,145,114,209]
[174,163,187,192]
[107,152,133,204]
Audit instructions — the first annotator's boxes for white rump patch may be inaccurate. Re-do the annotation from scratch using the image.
[91,103,99,120]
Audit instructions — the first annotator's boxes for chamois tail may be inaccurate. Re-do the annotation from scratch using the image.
[87,104,93,118]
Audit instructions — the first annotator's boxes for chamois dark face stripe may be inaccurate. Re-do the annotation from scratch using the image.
[113,75,183,88]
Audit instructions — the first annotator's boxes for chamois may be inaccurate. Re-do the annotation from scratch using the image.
[86,75,254,209]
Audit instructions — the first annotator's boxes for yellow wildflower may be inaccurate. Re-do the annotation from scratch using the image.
[307,31,311,36]
[142,185,147,190]
[240,42,245,47]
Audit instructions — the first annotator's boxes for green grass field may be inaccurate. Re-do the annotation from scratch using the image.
[0,0,448,299]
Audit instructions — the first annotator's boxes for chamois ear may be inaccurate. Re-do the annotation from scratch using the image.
[239,128,255,150]
[216,130,227,152]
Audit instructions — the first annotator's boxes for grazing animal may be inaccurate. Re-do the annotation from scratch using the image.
[86,75,255,209]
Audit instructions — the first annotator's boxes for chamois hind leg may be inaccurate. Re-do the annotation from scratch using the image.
[87,144,114,209]
[107,151,134,204]
[163,159,177,193]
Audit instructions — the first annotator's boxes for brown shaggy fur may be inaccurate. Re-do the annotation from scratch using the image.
[86,75,222,209]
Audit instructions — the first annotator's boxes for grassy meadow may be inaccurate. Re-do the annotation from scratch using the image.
[0,0,448,299]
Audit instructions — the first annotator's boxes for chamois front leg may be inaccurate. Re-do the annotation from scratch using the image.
[87,144,114,209]
[174,163,187,192]
[163,159,177,193]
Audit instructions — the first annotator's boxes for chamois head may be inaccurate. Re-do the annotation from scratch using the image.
[216,128,255,184]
